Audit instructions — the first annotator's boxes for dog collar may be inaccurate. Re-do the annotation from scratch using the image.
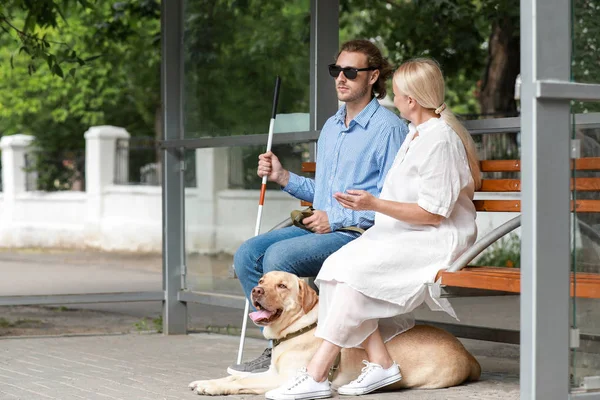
[272,322,318,348]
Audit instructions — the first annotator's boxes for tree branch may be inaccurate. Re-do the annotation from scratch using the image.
[0,16,70,47]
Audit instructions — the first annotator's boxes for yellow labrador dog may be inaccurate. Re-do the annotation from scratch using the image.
[189,271,480,396]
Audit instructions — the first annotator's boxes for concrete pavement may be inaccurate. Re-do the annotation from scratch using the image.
[0,249,526,398]
[0,249,524,399]
[0,332,520,400]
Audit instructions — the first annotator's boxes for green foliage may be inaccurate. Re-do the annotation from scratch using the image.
[0,0,94,76]
[184,0,311,138]
[0,0,160,190]
[473,232,592,272]
[0,317,43,328]
[183,0,312,188]
[571,0,600,113]
[134,315,162,333]
[2,0,314,190]
[473,232,521,268]
[339,0,510,116]
[153,315,163,333]
[2,0,598,191]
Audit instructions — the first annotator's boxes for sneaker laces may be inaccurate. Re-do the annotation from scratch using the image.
[351,360,382,384]
[245,347,272,367]
[284,367,312,390]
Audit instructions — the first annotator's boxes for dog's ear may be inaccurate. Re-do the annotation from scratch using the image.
[298,279,318,314]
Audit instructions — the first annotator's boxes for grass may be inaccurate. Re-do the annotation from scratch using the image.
[0,317,44,328]
[50,306,74,312]
[203,325,242,336]
[134,315,163,333]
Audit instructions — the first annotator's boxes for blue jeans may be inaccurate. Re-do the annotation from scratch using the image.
[234,226,357,304]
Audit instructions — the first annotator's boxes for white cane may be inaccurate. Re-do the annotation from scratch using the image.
[236,76,282,364]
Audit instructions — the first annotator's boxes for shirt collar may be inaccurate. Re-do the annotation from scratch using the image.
[408,116,442,134]
[334,97,380,129]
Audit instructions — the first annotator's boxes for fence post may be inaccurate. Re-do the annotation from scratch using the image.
[0,135,34,241]
[0,134,35,198]
[84,126,130,246]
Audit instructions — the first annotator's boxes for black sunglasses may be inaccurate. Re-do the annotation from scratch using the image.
[328,64,378,80]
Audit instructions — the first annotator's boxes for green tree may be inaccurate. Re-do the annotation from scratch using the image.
[183,0,311,138]
[0,0,160,190]
[340,0,520,117]
[0,0,95,76]
[3,0,598,191]
[183,0,312,189]
[572,0,600,113]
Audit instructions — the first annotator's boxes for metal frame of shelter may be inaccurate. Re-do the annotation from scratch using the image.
[161,2,600,399]
[2,0,600,398]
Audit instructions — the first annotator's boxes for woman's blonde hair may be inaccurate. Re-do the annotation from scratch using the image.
[393,58,481,189]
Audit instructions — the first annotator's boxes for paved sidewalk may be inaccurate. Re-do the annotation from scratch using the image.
[0,250,520,398]
[0,332,519,400]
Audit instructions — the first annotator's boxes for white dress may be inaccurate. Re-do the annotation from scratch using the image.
[314,117,477,348]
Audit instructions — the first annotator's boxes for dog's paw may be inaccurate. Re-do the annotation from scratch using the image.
[193,381,225,396]
[188,379,208,391]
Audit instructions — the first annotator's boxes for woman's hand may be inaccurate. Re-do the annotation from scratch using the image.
[333,190,378,211]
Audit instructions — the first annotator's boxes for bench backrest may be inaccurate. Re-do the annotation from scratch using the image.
[301,158,600,213]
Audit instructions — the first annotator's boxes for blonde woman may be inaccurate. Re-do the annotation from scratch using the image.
[265,58,481,400]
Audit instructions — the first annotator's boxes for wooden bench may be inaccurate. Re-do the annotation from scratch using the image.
[301,159,600,299]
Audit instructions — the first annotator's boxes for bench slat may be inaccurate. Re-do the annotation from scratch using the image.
[302,162,316,173]
[473,200,520,212]
[571,177,600,191]
[304,158,600,174]
[480,157,600,172]
[474,199,600,212]
[480,160,521,172]
[574,157,600,171]
[574,199,600,212]
[305,199,600,211]
[439,267,600,299]
[480,177,600,192]
[480,179,521,192]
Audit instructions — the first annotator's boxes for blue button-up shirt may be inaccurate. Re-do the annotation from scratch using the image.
[283,97,408,233]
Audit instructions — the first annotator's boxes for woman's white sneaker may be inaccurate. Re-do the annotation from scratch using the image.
[265,367,332,400]
[337,360,402,396]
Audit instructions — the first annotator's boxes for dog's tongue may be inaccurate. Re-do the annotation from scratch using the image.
[249,309,274,322]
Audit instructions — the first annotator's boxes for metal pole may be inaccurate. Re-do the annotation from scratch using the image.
[236,77,282,364]
[161,0,187,334]
[520,0,571,397]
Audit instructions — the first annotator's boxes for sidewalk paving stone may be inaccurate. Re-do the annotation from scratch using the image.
[0,332,519,400]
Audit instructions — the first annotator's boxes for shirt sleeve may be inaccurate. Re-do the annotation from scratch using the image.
[328,207,373,232]
[417,140,463,218]
[282,171,315,203]
[327,124,408,232]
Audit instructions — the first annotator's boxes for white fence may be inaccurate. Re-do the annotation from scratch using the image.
[0,126,516,253]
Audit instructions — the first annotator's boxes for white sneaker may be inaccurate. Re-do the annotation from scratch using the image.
[265,367,332,400]
[337,360,402,396]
